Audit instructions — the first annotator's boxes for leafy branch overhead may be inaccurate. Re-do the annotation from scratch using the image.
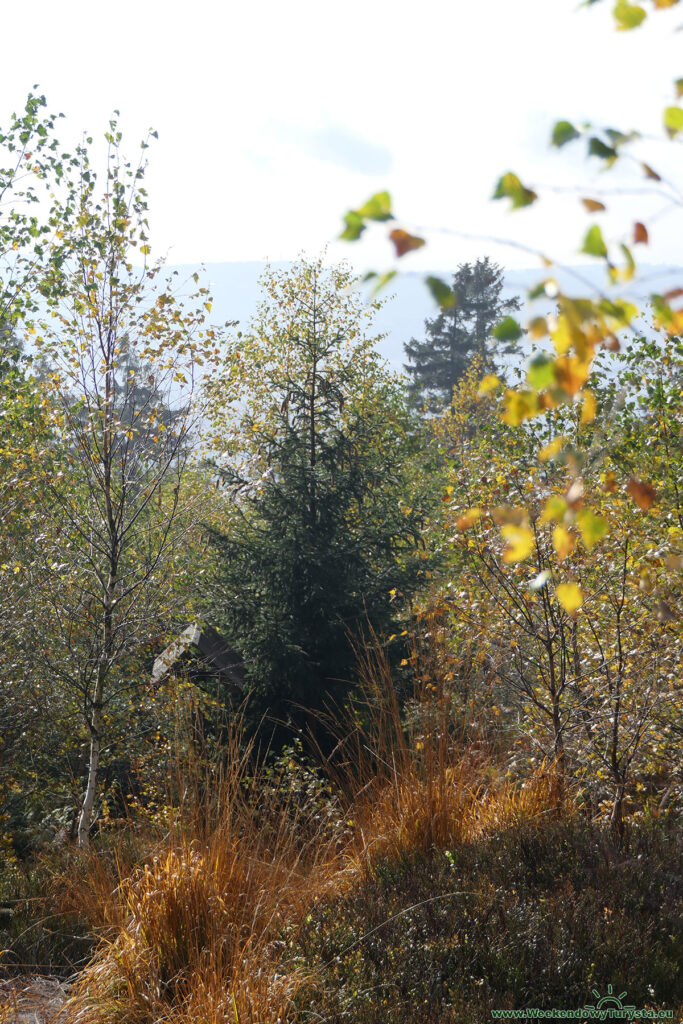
[338,0,681,614]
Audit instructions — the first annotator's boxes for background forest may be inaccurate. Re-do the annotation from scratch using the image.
[0,4,682,1019]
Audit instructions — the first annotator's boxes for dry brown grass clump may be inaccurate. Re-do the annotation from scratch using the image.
[60,726,340,1024]
[326,629,565,877]
[53,634,564,1024]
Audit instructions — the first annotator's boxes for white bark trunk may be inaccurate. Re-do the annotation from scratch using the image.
[77,697,103,848]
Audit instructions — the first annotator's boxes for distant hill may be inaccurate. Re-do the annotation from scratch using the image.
[164,261,683,374]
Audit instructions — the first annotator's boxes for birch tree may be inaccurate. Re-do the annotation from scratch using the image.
[23,121,222,846]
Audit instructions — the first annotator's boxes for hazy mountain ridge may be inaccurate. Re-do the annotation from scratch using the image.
[166,261,683,373]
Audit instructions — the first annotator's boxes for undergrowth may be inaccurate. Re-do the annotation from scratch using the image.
[0,640,680,1024]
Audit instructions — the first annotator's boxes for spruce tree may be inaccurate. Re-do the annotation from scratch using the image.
[404,256,521,411]
[205,259,438,743]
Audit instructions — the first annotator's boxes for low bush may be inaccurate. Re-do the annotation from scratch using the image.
[298,815,683,1023]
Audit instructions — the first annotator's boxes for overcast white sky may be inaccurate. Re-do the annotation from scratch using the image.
[2,0,681,273]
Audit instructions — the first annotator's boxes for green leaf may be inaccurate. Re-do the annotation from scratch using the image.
[676,78,683,99]
[551,120,580,147]
[425,276,456,308]
[492,316,523,344]
[588,137,618,163]
[605,127,637,147]
[357,191,393,222]
[581,224,608,259]
[527,354,557,390]
[492,171,538,210]
[370,270,397,295]
[598,297,638,325]
[576,509,608,550]
[614,0,647,29]
[663,106,683,137]
[620,243,635,280]
[340,210,365,241]
[528,279,556,301]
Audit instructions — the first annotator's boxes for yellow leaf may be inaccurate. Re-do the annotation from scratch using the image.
[502,389,541,426]
[552,526,575,561]
[555,582,583,613]
[539,436,565,462]
[581,389,597,424]
[528,316,549,339]
[478,374,500,396]
[550,314,574,356]
[501,525,535,563]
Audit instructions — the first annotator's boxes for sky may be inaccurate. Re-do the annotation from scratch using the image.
[2,0,682,274]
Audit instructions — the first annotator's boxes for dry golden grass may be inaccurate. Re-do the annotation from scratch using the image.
[60,724,341,1024]
[53,639,563,1024]
[333,633,563,877]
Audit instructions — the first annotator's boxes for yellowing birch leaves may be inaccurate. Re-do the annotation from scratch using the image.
[555,582,584,613]
[501,525,535,563]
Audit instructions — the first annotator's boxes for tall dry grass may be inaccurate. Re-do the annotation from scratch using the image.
[60,722,342,1024]
[52,631,563,1024]
[322,626,564,876]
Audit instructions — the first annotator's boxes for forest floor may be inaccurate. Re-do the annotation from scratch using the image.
[0,976,69,1024]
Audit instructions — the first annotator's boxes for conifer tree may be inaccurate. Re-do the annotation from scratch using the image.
[404,256,520,411]
[206,258,437,742]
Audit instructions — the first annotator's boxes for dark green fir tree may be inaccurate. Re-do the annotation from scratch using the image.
[404,257,521,411]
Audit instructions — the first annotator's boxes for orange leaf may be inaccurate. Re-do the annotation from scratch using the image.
[554,355,592,396]
[641,162,662,181]
[603,471,618,493]
[456,507,482,531]
[389,229,426,258]
[581,198,606,213]
[633,222,649,245]
[626,478,656,510]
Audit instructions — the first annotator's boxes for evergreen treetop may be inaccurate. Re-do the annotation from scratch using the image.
[404,256,520,411]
